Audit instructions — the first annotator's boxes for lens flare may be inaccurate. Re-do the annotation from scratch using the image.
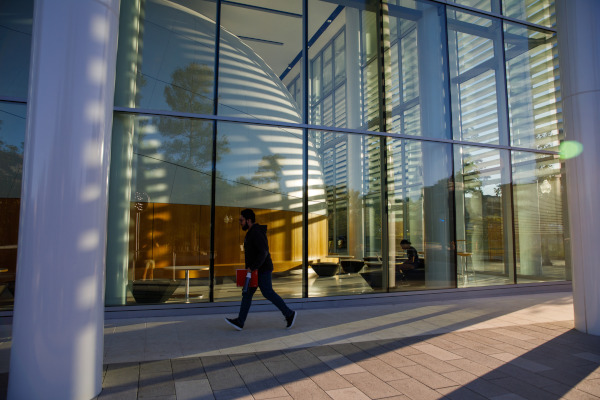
[559,141,583,160]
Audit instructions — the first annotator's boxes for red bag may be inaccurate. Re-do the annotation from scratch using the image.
[236,269,258,287]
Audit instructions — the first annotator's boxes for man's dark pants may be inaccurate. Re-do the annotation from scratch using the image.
[238,270,293,325]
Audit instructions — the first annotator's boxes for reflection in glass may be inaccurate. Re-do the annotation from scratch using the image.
[454,146,513,287]
[0,0,33,99]
[219,0,302,123]
[512,151,568,282]
[107,113,215,305]
[386,0,451,139]
[0,102,26,310]
[505,22,561,150]
[308,0,378,130]
[448,7,508,145]
[447,0,500,13]
[213,122,306,301]
[503,0,555,28]
[106,0,570,306]
[387,138,454,291]
[308,130,383,296]
[114,0,216,112]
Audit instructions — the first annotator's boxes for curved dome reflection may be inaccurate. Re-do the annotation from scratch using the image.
[113,0,327,288]
[130,0,323,213]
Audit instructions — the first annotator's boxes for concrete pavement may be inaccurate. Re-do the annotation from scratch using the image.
[96,287,600,399]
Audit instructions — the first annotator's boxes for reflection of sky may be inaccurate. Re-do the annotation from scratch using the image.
[0,0,33,98]
[0,103,26,150]
[124,0,302,123]
[124,0,217,111]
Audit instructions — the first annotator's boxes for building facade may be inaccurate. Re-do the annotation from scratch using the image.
[1,0,598,398]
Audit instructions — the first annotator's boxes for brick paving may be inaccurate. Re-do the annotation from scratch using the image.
[95,290,600,399]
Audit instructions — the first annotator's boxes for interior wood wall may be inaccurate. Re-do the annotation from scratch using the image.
[131,203,328,279]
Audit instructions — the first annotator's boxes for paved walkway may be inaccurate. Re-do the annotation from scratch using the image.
[97,289,600,399]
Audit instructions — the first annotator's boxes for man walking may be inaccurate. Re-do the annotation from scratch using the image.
[225,209,297,330]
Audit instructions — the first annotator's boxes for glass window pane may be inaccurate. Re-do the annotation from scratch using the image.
[309,0,379,130]
[218,1,302,124]
[447,0,501,13]
[114,0,217,114]
[308,130,383,296]
[512,151,569,282]
[387,138,455,291]
[386,0,451,139]
[334,31,346,86]
[505,22,561,150]
[323,46,333,94]
[214,122,303,301]
[295,79,302,106]
[503,0,555,28]
[323,95,333,126]
[334,85,347,127]
[311,55,322,108]
[0,102,26,310]
[454,145,514,287]
[0,0,33,99]
[107,113,214,305]
[448,7,508,145]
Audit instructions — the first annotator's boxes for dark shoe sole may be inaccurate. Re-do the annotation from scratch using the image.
[225,318,243,331]
[286,311,297,329]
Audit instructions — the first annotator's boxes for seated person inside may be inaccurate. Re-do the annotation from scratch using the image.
[398,239,419,271]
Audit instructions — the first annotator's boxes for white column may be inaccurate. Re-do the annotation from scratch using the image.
[8,0,120,399]
[556,0,600,336]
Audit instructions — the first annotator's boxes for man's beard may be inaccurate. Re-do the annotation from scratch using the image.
[242,223,249,231]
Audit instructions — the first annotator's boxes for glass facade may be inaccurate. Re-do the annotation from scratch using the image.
[0,1,32,311]
[512,150,567,282]
[387,139,455,290]
[0,0,569,309]
[454,145,514,287]
[308,130,383,296]
[214,121,305,301]
[386,0,451,139]
[448,7,509,145]
[0,1,33,100]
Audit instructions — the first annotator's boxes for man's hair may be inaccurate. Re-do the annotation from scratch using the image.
[400,239,411,245]
[241,208,255,223]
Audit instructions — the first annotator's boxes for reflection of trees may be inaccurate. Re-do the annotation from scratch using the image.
[248,154,283,184]
[237,154,284,194]
[0,138,23,196]
[461,160,483,195]
[164,62,212,114]
[158,62,229,169]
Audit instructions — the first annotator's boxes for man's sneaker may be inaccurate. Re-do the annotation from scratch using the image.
[225,317,243,331]
[285,311,297,329]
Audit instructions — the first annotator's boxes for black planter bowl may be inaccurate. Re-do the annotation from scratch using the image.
[360,270,383,289]
[130,280,180,304]
[363,256,382,268]
[311,262,339,277]
[341,259,365,273]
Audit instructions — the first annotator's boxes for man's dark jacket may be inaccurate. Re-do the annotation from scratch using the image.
[244,223,274,272]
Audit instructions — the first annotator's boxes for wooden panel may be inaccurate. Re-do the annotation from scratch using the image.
[0,198,328,283]
[131,204,328,279]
